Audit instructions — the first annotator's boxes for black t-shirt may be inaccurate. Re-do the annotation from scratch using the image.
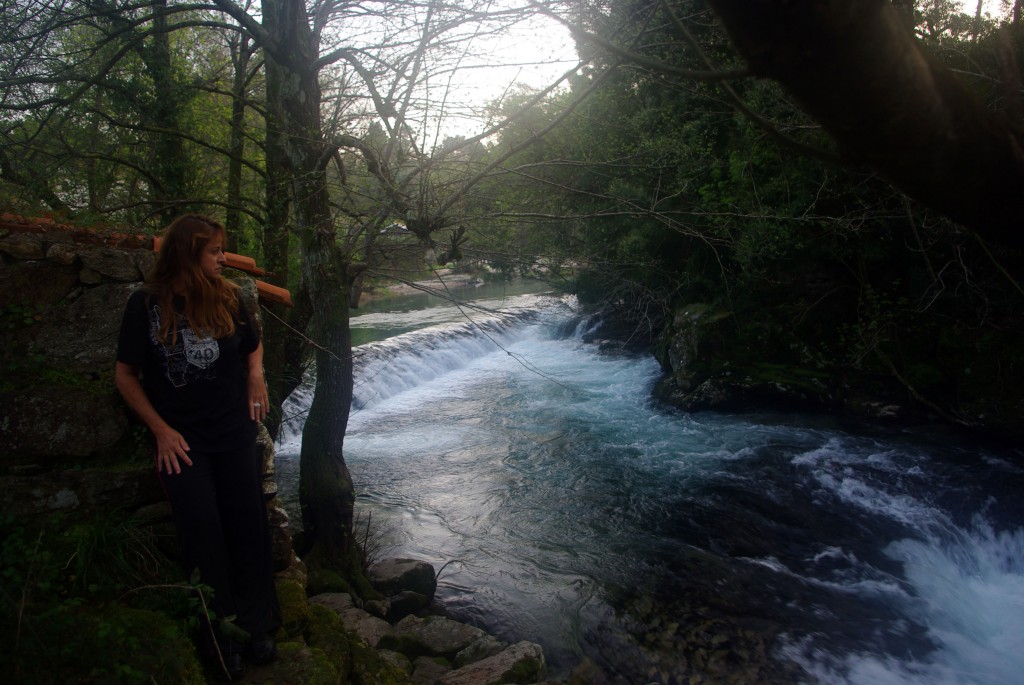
[117,288,260,452]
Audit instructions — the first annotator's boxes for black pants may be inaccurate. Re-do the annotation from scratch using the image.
[159,441,280,642]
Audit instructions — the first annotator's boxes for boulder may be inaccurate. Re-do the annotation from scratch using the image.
[0,231,45,259]
[412,655,451,684]
[308,591,356,614]
[46,242,78,265]
[0,464,162,520]
[381,615,487,659]
[380,649,414,675]
[0,259,77,310]
[387,589,431,621]
[369,557,437,601]
[333,604,393,648]
[0,384,129,464]
[365,597,391,618]
[29,281,138,368]
[655,302,733,393]
[438,641,546,685]
[76,244,149,282]
[453,634,508,668]
[267,503,294,572]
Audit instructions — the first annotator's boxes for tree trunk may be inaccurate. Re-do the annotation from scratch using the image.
[262,0,359,569]
[224,33,251,249]
[707,0,1024,252]
[147,0,192,222]
[297,228,357,566]
[260,17,304,441]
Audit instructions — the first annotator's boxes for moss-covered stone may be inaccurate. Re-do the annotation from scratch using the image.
[305,603,353,679]
[246,641,340,685]
[306,561,384,602]
[349,634,415,685]
[308,567,356,596]
[498,656,545,685]
[276,576,312,639]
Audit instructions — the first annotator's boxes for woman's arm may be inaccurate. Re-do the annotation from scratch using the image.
[247,340,269,422]
[114,361,192,474]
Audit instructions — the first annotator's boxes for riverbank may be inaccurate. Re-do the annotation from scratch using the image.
[358,271,486,303]
[256,556,555,685]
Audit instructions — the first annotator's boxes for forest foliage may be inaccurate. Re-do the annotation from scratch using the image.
[1,0,1023,572]
[473,0,1024,436]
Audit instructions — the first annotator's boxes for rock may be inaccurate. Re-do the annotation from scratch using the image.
[388,589,431,620]
[0,385,129,463]
[276,577,312,638]
[308,566,356,595]
[381,615,488,659]
[46,242,78,265]
[305,603,353,676]
[76,244,147,282]
[0,259,77,310]
[256,423,276,483]
[309,591,356,614]
[453,634,508,668]
[381,649,414,675]
[438,641,546,685]
[349,632,416,685]
[412,655,452,684]
[365,597,391,618]
[276,552,308,588]
[29,281,138,368]
[79,266,102,284]
[337,605,393,648]
[0,231,45,259]
[0,464,162,520]
[369,557,437,600]
[267,503,294,571]
[257,641,341,685]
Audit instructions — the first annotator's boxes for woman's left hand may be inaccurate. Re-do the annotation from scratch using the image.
[249,370,269,422]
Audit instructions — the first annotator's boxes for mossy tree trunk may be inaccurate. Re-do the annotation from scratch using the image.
[258,0,360,570]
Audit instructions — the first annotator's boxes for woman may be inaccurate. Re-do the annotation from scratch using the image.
[115,214,279,680]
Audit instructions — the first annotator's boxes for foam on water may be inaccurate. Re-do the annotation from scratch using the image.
[276,293,1024,683]
[784,521,1024,685]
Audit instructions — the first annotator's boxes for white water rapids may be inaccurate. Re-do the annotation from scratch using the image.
[276,287,1024,684]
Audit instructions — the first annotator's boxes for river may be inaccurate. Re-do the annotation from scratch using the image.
[275,281,1024,685]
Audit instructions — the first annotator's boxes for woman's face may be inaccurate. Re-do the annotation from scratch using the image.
[200,232,228,281]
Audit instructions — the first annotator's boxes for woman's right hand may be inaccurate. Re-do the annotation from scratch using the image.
[154,425,192,474]
[115,363,194,475]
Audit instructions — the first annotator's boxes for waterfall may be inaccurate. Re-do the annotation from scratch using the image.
[277,293,572,451]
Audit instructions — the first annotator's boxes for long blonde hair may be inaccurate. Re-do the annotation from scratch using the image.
[146,214,238,344]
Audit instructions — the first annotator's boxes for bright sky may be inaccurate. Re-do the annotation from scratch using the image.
[423,12,578,141]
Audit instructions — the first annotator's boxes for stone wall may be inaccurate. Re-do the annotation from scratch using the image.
[0,223,293,569]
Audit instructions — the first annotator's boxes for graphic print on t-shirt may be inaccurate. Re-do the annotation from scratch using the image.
[149,304,220,387]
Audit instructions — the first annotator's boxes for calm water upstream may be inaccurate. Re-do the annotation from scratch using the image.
[276,283,1024,685]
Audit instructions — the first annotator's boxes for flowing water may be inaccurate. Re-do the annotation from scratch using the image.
[275,284,1024,685]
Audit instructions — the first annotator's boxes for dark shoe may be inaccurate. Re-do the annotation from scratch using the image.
[213,651,245,681]
[245,632,277,665]
[198,629,246,681]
